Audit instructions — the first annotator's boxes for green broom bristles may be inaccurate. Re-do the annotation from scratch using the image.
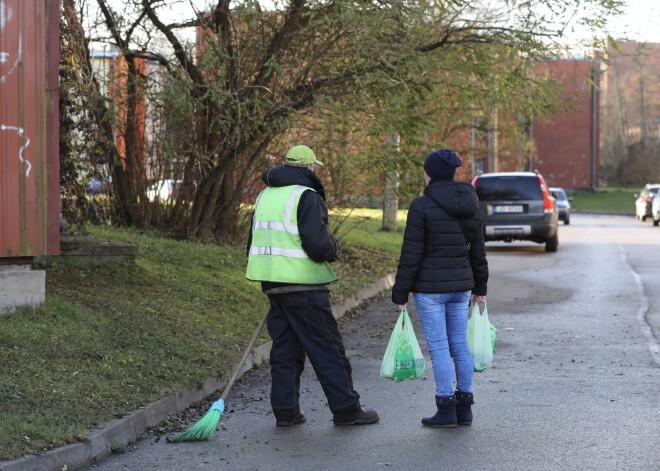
[170,399,225,442]
[170,312,267,443]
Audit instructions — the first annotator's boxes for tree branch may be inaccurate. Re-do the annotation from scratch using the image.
[96,0,125,49]
[141,0,204,85]
[167,19,202,29]
[252,0,308,88]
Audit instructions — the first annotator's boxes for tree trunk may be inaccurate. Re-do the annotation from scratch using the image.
[382,133,400,232]
[120,56,148,226]
[488,106,499,173]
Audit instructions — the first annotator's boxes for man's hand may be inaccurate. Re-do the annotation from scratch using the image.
[329,235,340,262]
[470,294,486,304]
[396,304,407,310]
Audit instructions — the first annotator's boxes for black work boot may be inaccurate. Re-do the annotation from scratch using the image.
[455,391,474,425]
[274,407,307,427]
[333,408,379,426]
[421,395,458,428]
[276,411,306,427]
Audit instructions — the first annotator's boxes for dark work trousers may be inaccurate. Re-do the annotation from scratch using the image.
[266,290,361,422]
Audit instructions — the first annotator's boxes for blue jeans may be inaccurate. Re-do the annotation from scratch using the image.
[413,291,473,396]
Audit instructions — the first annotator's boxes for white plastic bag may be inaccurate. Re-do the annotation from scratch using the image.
[467,302,496,372]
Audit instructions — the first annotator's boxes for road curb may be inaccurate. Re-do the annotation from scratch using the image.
[0,274,396,471]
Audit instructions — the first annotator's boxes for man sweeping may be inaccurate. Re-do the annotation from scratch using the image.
[246,145,379,427]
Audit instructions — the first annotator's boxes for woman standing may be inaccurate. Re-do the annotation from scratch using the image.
[392,148,488,428]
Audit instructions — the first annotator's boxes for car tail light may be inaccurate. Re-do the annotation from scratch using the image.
[471,176,479,186]
[538,175,554,213]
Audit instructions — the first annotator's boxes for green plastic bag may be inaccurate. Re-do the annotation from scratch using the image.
[467,302,497,372]
[380,308,426,381]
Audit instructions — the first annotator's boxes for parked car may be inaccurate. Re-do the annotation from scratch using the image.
[147,179,181,201]
[472,171,559,252]
[652,193,660,226]
[549,187,572,225]
[634,184,660,221]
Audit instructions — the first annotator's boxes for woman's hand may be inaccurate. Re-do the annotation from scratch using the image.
[396,304,407,310]
[470,295,486,304]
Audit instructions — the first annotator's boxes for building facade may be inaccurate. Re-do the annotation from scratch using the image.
[532,59,600,190]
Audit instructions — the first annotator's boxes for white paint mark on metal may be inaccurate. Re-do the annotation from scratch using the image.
[1,125,32,177]
[0,1,12,28]
[0,0,20,83]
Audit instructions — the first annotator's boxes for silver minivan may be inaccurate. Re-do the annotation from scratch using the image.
[472,171,559,252]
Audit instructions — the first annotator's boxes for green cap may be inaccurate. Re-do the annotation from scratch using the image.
[284,145,324,166]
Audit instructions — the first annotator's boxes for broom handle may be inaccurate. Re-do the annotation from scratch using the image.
[220,310,269,401]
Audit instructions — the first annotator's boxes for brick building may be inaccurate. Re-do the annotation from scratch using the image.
[90,50,150,177]
[432,60,600,191]
[529,59,599,190]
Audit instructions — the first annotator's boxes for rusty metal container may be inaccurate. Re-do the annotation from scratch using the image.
[0,0,59,258]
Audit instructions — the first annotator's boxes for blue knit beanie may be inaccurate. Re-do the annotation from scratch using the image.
[423,148,462,180]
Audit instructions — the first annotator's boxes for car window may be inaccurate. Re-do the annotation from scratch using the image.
[550,189,567,201]
[650,188,659,195]
[475,176,543,201]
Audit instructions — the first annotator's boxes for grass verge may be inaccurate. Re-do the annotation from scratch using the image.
[570,187,637,213]
[0,217,403,461]
[333,208,407,258]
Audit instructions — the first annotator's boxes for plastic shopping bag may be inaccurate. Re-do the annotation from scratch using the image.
[380,308,426,381]
[467,302,497,372]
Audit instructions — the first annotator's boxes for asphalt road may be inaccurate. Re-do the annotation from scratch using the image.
[84,214,660,471]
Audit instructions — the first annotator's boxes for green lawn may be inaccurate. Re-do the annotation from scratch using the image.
[333,208,408,258]
[570,187,637,213]
[0,219,402,461]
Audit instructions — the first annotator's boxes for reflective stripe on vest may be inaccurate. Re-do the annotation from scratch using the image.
[245,185,337,284]
[252,221,299,234]
[249,246,308,258]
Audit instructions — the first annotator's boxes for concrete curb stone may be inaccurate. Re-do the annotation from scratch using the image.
[0,274,395,471]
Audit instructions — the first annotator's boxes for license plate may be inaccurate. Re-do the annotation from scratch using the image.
[494,205,523,213]
[485,225,532,236]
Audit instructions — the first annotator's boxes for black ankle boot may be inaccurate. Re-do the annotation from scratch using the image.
[455,391,474,425]
[274,406,306,427]
[334,408,380,426]
[276,411,306,427]
[421,395,457,428]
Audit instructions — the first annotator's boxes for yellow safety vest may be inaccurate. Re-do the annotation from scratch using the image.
[245,185,337,284]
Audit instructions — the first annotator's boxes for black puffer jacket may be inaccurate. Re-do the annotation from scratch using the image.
[392,180,488,305]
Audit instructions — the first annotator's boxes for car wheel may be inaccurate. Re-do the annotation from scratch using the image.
[654,219,659,227]
[564,217,570,225]
[642,215,647,221]
[545,233,558,252]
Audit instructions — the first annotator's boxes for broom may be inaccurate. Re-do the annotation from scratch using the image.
[169,310,269,442]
